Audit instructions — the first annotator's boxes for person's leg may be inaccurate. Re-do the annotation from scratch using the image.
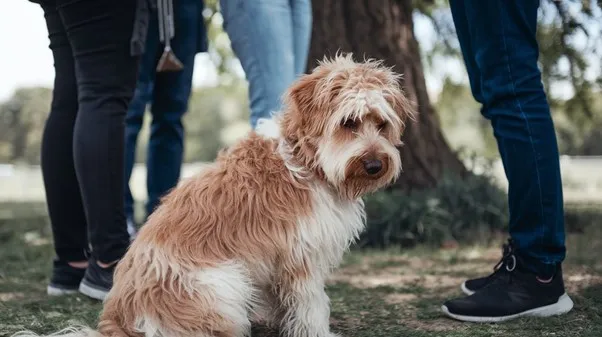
[220,0,297,128]
[463,0,565,276]
[124,16,160,227]
[145,0,201,217]
[449,0,514,208]
[442,0,571,322]
[57,0,139,267]
[289,0,312,75]
[40,2,88,265]
[448,0,519,299]
[39,1,88,295]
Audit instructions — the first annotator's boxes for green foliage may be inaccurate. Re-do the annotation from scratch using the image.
[182,83,250,162]
[553,92,602,155]
[417,0,601,103]
[0,87,52,164]
[435,77,602,157]
[417,0,602,157]
[360,161,509,249]
[434,78,499,159]
[537,0,601,113]
[0,84,250,164]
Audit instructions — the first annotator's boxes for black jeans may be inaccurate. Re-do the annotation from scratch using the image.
[40,0,140,263]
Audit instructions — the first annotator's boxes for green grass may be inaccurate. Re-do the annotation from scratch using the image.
[1,203,602,337]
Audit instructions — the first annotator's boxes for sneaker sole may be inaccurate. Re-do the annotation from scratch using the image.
[461,281,476,296]
[441,293,574,323]
[79,281,109,301]
[47,285,78,296]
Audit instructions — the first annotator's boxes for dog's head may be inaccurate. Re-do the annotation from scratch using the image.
[279,54,415,199]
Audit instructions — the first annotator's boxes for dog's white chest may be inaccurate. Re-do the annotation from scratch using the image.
[295,185,365,271]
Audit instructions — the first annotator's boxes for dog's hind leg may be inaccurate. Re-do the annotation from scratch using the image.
[188,262,255,337]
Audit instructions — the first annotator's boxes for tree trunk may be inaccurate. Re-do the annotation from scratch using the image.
[308,0,467,189]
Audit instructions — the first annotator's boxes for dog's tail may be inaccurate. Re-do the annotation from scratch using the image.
[11,325,102,337]
[12,319,130,337]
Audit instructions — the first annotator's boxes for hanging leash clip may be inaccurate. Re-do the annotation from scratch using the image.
[156,0,184,72]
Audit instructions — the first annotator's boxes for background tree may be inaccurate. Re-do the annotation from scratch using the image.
[0,87,51,163]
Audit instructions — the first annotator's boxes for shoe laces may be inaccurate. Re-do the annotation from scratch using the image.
[492,239,515,271]
[491,239,518,285]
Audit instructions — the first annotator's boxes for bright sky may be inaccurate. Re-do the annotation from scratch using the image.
[1,2,597,102]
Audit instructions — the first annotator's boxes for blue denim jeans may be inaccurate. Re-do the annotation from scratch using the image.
[450,0,565,277]
[124,0,206,220]
[220,0,312,128]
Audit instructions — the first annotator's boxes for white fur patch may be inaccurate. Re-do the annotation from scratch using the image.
[255,118,281,139]
[192,262,256,336]
[295,185,365,274]
[317,137,367,184]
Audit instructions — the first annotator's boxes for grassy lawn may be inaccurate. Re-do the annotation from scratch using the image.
[1,203,601,337]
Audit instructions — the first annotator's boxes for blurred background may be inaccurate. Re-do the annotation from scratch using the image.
[1,0,601,247]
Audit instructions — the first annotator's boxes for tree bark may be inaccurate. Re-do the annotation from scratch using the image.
[308,0,467,189]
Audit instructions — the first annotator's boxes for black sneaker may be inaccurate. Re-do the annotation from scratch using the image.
[47,259,86,296]
[442,255,574,322]
[78,257,116,301]
[461,239,515,295]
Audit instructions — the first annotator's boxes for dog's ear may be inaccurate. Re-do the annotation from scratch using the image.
[390,86,416,135]
[280,70,325,141]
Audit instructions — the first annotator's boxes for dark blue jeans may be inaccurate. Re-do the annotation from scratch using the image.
[124,0,204,220]
[449,0,565,277]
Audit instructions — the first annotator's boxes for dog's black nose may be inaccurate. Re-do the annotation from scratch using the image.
[362,159,382,175]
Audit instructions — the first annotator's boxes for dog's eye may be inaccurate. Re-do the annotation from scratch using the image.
[378,122,388,131]
[342,119,358,130]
